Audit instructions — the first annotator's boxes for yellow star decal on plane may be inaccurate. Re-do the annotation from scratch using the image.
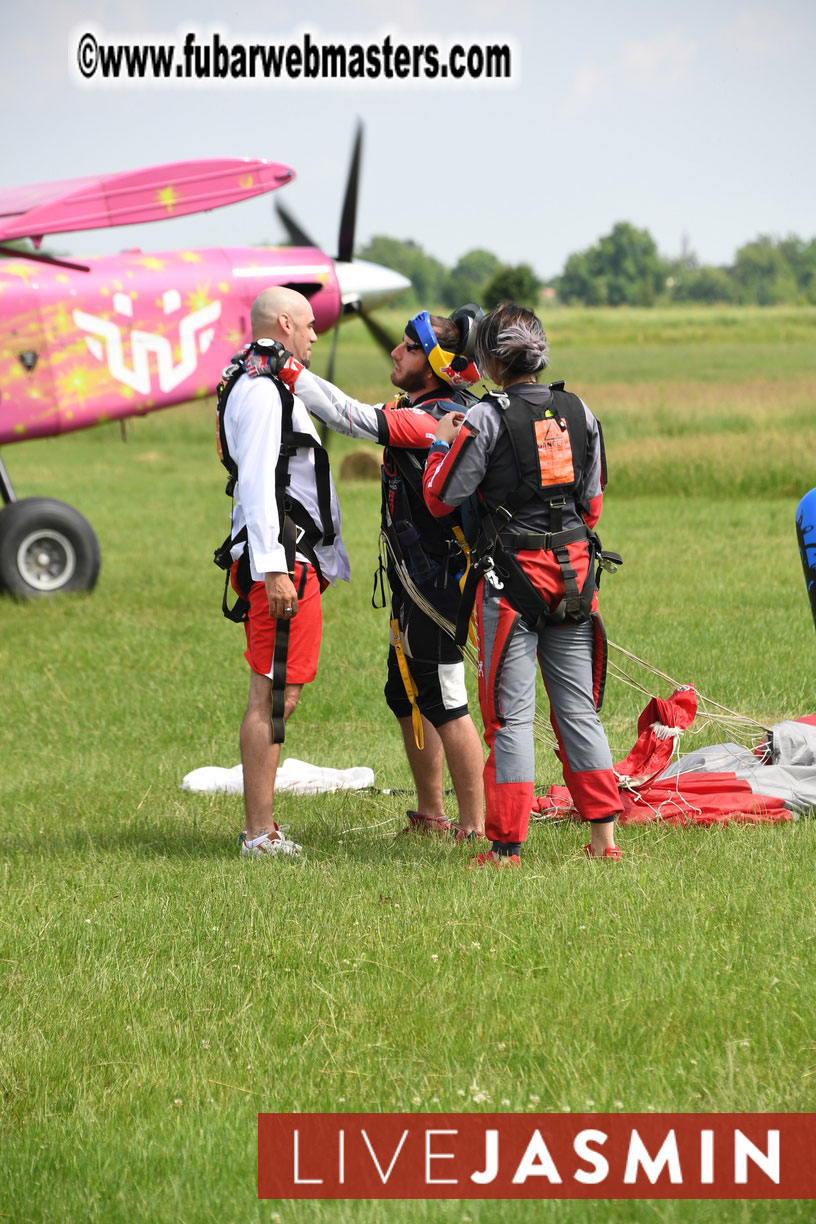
[180,251,202,263]
[57,364,93,404]
[0,262,38,285]
[187,285,212,312]
[157,185,180,214]
[53,303,72,334]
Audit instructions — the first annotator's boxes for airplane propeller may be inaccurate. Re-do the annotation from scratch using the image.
[356,310,401,360]
[336,122,362,266]
[275,122,405,384]
[274,200,318,250]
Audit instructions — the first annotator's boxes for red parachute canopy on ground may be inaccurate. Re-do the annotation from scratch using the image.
[535,686,815,826]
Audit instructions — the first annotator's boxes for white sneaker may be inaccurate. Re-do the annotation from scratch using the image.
[238,829,302,858]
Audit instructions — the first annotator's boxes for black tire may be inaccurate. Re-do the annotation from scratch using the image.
[0,497,101,598]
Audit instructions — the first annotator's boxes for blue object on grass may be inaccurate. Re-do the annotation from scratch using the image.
[795,486,816,634]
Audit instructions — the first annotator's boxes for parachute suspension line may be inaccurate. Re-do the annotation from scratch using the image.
[607,640,683,691]
[532,711,559,751]
[607,640,771,749]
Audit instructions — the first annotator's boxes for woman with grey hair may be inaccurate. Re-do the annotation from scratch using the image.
[423,301,622,867]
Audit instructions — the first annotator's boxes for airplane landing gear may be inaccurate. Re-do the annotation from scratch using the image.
[0,497,101,597]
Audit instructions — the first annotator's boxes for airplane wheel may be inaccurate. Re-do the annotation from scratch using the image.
[0,497,101,597]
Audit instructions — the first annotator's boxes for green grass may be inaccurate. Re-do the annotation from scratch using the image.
[1,307,815,1222]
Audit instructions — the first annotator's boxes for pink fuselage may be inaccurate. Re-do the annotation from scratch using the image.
[0,246,341,445]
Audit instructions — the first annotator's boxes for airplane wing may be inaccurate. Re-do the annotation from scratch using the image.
[0,159,294,243]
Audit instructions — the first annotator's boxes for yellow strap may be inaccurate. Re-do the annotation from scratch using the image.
[452,524,478,649]
[452,524,471,587]
[391,617,424,750]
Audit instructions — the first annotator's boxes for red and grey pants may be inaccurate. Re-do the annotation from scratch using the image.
[476,579,621,846]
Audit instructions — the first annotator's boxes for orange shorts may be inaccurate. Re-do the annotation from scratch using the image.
[233,559,323,684]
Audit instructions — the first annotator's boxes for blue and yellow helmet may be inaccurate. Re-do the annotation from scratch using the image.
[405,304,484,388]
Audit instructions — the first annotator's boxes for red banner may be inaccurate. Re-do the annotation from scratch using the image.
[258,1113,816,1199]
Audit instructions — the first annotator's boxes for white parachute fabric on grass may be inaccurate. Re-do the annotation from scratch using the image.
[659,719,816,816]
[181,759,374,796]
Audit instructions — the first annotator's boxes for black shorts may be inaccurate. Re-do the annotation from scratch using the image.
[384,595,469,727]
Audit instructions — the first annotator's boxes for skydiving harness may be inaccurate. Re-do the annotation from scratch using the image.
[213,347,336,743]
[452,383,622,645]
[373,390,478,603]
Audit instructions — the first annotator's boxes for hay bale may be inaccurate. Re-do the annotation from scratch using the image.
[340,449,381,481]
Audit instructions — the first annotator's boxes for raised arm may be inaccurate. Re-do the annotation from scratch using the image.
[243,343,466,450]
[283,367,453,450]
[290,369,382,442]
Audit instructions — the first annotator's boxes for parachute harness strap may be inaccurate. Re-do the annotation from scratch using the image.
[390,617,424,750]
[451,522,477,648]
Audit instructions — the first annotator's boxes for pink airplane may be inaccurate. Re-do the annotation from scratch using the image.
[0,127,408,596]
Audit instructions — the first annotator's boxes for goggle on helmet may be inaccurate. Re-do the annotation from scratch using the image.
[406,307,483,388]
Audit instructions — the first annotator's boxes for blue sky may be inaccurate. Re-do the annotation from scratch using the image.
[5,0,815,278]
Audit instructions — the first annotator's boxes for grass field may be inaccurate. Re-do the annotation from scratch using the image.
[1,306,815,1222]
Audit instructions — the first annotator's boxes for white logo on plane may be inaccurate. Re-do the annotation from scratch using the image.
[74,290,221,395]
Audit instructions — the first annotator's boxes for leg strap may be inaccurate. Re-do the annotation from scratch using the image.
[269,618,290,745]
[269,516,299,745]
[390,616,424,750]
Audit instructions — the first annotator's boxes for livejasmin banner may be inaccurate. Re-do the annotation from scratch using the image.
[258,1113,816,1200]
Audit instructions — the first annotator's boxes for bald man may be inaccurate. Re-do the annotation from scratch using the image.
[218,288,350,857]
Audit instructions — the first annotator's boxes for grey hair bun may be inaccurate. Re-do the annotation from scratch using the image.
[495,321,549,372]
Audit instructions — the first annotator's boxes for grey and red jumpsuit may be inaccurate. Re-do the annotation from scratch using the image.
[423,381,622,849]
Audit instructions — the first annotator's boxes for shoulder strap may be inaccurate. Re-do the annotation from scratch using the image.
[488,386,590,528]
[275,384,337,549]
[215,362,247,496]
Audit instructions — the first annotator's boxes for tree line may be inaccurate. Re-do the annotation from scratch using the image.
[357,224,816,309]
[358,237,542,311]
